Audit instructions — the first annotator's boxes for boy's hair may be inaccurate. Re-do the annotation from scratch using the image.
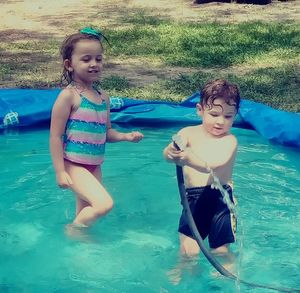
[201,79,240,111]
[60,33,104,85]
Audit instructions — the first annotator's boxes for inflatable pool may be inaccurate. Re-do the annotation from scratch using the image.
[0,89,299,148]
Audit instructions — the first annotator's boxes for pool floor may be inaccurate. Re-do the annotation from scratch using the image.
[0,126,300,292]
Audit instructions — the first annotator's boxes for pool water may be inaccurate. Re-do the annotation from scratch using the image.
[0,126,299,292]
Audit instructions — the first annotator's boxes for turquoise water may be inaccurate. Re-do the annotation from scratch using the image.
[0,126,299,292]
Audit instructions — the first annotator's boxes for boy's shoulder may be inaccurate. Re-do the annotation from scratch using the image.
[222,133,238,152]
[178,125,200,136]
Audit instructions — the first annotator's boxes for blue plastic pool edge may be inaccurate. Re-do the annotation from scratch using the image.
[0,89,299,149]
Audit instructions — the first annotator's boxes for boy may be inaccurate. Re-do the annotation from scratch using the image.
[163,79,240,257]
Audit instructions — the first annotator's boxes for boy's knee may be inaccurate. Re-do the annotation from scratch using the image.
[211,244,229,255]
[180,242,200,257]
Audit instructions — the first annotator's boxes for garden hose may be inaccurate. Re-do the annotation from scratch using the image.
[175,164,300,292]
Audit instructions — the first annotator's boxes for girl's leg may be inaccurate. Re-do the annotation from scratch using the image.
[65,161,113,226]
[75,166,102,216]
[76,198,89,217]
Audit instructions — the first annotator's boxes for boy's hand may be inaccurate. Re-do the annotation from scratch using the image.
[172,134,187,151]
[125,131,144,142]
[56,171,73,189]
[166,144,211,173]
[166,145,193,166]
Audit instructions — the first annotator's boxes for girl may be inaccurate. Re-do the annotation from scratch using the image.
[50,28,143,229]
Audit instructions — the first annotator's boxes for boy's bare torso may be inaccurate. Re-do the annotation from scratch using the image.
[179,125,237,188]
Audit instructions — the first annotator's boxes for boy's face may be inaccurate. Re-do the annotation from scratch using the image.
[197,98,237,137]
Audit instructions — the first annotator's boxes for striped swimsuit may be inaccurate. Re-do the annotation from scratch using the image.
[63,94,107,166]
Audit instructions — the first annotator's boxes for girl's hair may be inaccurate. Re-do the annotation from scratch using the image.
[201,79,240,111]
[60,33,104,85]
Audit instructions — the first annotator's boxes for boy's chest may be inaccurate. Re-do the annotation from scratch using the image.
[189,138,222,158]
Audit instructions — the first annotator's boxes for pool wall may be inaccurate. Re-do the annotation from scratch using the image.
[0,89,299,148]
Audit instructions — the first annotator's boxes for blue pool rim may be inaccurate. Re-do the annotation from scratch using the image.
[0,89,299,149]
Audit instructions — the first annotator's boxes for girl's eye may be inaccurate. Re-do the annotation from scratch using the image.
[225,115,233,119]
[96,57,102,62]
[210,113,218,117]
[82,57,91,62]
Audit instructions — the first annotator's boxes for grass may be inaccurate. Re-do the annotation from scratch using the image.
[107,21,299,68]
[1,15,299,111]
[103,19,300,111]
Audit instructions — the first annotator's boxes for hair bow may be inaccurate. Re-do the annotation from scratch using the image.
[79,27,109,43]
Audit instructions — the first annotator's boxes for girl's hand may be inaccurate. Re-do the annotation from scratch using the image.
[56,171,73,189]
[125,131,144,142]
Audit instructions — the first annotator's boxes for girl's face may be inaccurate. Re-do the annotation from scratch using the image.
[64,39,103,85]
[197,98,237,137]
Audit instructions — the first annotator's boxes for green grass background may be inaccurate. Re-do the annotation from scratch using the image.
[1,12,299,111]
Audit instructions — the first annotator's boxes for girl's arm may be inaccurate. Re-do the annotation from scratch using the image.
[103,93,144,143]
[49,89,74,187]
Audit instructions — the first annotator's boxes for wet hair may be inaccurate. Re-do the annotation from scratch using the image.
[60,33,104,85]
[200,79,240,111]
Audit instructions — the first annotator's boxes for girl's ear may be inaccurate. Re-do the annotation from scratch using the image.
[64,59,73,72]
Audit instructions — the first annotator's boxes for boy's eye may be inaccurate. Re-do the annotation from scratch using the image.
[210,113,219,117]
[225,115,233,119]
[96,57,102,62]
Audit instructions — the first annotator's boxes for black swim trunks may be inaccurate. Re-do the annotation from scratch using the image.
[178,185,237,249]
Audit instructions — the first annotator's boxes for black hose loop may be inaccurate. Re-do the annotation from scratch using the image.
[175,165,300,292]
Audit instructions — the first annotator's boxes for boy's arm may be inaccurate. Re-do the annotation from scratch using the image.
[163,142,175,162]
[164,144,211,173]
[182,150,211,173]
[163,130,211,173]
[166,131,237,174]
[163,129,187,163]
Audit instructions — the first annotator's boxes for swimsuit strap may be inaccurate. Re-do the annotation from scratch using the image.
[69,82,104,103]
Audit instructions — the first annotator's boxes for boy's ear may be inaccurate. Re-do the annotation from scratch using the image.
[64,59,73,72]
[196,103,203,117]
